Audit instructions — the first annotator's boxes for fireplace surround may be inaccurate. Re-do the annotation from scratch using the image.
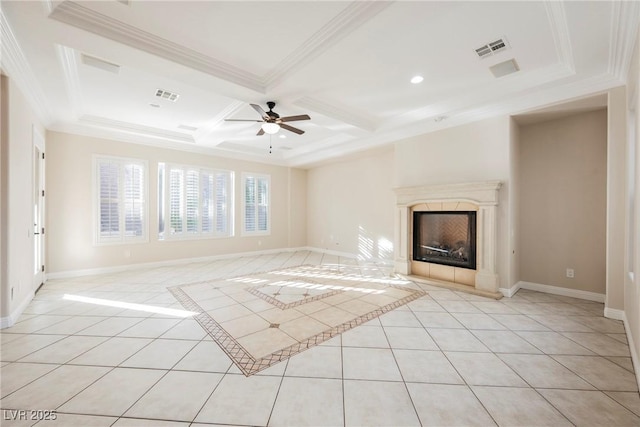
[394,181,502,297]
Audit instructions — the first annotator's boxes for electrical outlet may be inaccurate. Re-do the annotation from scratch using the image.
[566,268,575,278]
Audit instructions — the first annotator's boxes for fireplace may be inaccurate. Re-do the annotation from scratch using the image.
[394,181,502,297]
[413,211,476,270]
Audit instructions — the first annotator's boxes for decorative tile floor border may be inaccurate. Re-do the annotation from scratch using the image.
[169,266,426,376]
[246,281,344,310]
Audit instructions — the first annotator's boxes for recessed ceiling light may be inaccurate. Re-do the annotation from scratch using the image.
[410,75,424,84]
[279,134,287,139]
[149,103,161,108]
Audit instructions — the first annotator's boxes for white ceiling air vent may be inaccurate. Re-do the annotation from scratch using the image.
[177,124,198,132]
[155,89,180,102]
[489,59,519,78]
[475,38,509,59]
[81,54,120,74]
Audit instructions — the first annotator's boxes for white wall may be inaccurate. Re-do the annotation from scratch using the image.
[0,74,46,326]
[45,131,307,274]
[306,147,395,260]
[394,116,513,288]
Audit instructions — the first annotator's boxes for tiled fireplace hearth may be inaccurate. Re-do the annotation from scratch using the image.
[394,181,502,298]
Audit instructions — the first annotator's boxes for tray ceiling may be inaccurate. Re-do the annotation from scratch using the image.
[1,1,638,166]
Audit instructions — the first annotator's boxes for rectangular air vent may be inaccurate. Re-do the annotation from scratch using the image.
[177,124,198,132]
[81,54,120,74]
[489,58,519,78]
[475,37,509,59]
[155,89,180,102]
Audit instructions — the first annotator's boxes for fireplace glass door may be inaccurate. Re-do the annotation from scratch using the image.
[413,211,477,270]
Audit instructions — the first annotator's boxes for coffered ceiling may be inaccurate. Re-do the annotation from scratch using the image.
[1,1,638,167]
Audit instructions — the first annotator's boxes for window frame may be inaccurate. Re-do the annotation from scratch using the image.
[158,162,234,241]
[241,172,271,236]
[93,155,149,246]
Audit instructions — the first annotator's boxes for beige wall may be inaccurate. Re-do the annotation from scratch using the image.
[45,131,307,274]
[607,86,628,310]
[624,30,640,385]
[306,147,395,260]
[518,110,607,294]
[0,75,46,324]
[508,118,521,288]
[287,168,307,248]
[394,116,513,289]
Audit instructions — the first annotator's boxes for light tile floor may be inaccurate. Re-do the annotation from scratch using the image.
[0,250,638,426]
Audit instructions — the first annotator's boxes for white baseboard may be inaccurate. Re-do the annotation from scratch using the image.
[620,312,640,391]
[499,282,521,298]
[604,307,625,321]
[0,290,35,329]
[514,281,605,303]
[47,247,309,280]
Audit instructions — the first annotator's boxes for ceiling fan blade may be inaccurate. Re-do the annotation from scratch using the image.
[257,128,265,136]
[250,104,270,121]
[280,123,305,135]
[278,114,311,123]
[224,119,263,122]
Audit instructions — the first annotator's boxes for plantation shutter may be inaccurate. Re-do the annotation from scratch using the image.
[216,172,228,233]
[257,177,268,232]
[160,164,232,239]
[123,163,144,237]
[96,156,147,244]
[186,169,199,233]
[201,171,214,233]
[243,173,269,234]
[169,168,184,234]
[245,176,256,232]
[99,160,120,239]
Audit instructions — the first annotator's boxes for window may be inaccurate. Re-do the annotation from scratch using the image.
[94,156,148,244]
[158,163,233,239]
[243,173,270,235]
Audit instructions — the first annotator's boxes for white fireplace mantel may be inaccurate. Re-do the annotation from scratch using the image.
[393,180,502,294]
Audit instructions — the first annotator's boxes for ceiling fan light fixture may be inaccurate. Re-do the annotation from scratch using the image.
[262,122,280,134]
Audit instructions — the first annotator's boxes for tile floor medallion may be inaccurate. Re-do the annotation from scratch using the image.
[170,265,426,375]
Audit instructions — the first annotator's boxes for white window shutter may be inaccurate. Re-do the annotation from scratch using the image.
[95,156,147,244]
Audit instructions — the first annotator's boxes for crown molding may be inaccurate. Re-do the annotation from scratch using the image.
[55,44,83,117]
[295,96,376,132]
[608,0,640,82]
[544,0,575,73]
[287,72,622,168]
[0,10,54,125]
[50,121,289,166]
[79,114,195,144]
[49,1,265,93]
[263,1,393,90]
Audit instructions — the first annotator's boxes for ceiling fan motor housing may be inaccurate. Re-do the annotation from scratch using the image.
[266,101,280,120]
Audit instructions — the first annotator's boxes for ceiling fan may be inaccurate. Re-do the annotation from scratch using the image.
[225,101,310,136]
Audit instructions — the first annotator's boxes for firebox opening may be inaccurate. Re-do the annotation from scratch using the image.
[413,211,477,270]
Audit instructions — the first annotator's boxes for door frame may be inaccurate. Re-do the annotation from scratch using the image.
[32,126,45,291]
